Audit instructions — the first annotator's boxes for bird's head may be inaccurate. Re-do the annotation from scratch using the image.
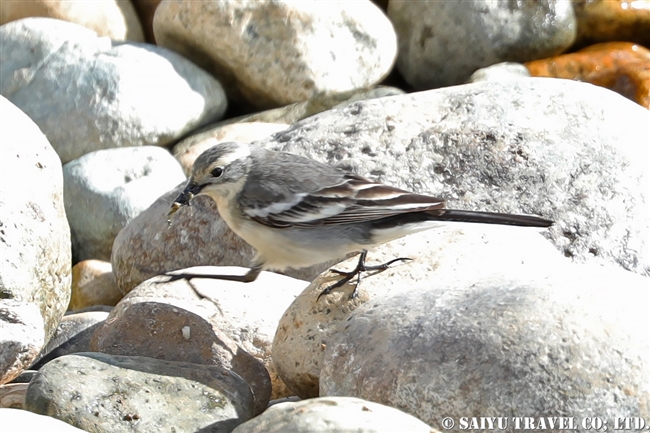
[167,142,251,221]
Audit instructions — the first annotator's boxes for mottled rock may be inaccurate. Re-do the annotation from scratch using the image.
[320,264,650,431]
[1,408,86,432]
[25,353,255,432]
[388,0,576,88]
[173,122,290,175]
[0,97,71,382]
[70,260,122,310]
[0,301,44,385]
[273,225,562,397]
[468,62,531,83]
[0,17,227,163]
[232,397,437,433]
[259,79,649,276]
[572,0,650,49]
[0,0,144,42]
[111,184,331,295]
[30,310,109,370]
[526,42,650,109]
[63,146,186,261]
[154,0,397,109]
[90,274,279,413]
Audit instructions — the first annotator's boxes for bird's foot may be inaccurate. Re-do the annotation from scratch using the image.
[317,252,412,301]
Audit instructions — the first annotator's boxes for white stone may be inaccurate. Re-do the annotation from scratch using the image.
[0,17,227,163]
[154,0,397,108]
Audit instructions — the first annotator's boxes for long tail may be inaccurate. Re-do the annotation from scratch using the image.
[430,209,553,227]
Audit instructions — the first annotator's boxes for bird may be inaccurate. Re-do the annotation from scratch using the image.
[166,141,553,299]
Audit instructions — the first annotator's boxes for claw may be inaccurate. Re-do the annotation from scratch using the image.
[317,252,412,301]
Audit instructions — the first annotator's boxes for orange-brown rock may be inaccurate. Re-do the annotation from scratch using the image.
[69,260,122,311]
[572,0,650,48]
[526,42,650,108]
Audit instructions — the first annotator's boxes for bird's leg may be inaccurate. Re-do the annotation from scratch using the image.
[318,251,412,300]
[162,263,263,284]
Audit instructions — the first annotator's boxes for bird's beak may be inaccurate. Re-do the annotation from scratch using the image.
[167,181,204,224]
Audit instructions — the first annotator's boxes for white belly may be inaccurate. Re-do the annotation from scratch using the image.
[217,201,357,271]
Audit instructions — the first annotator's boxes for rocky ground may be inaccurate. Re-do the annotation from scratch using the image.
[1,1,649,432]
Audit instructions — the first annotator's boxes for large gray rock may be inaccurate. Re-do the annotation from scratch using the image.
[319,264,650,431]
[63,146,186,262]
[154,0,397,109]
[25,353,255,432]
[388,0,576,88]
[0,17,227,163]
[259,78,649,276]
[232,397,437,433]
[273,225,562,397]
[0,97,71,384]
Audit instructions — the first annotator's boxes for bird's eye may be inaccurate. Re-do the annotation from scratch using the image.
[211,167,224,178]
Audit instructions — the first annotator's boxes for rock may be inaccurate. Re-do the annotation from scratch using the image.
[159,267,307,399]
[0,17,227,163]
[89,272,283,413]
[131,0,162,43]
[387,0,576,88]
[0,301,44,385]
[63,146,186,262]
[273,225,563,397]
[1,408,86,432]
[218,86,405,127]
[572,0,650,49]
[0,0,144,42]
[468,62,531,83]
[70,260,122,310]
[258,78,649,276]
[319,264,650,430]
[30,310,109,370]
[110,184,332,295]
[154,0,397,109]
[173,122,290,176]
[0,383,29,409]
[231,396,437,433]
[526,42,650,109]
[0,97,71,383]
[25,353,255,432]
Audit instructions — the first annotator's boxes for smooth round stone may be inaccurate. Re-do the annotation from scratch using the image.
[154,0,397,109]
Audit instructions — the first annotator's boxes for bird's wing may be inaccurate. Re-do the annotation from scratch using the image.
[245,173,446,228]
